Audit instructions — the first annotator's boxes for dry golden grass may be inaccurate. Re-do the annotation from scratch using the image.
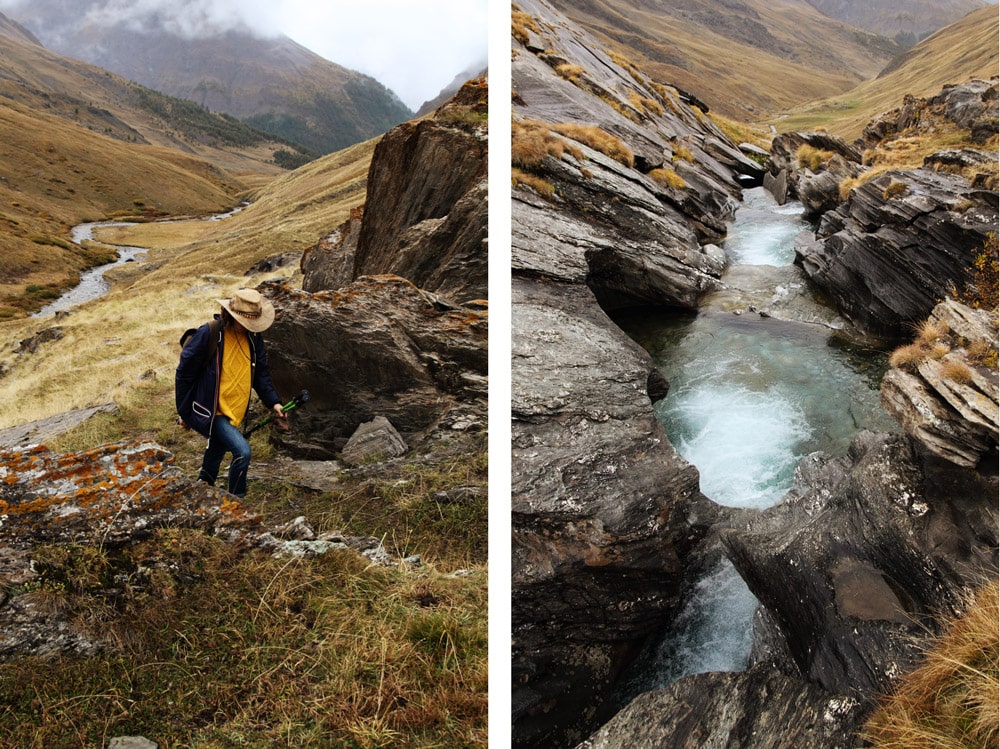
[556,63,586,82]
[915,318,950,346]
[864,579,999,749]
[797,144,835,171]
[512,118,565,168]
[551,123,635,167]
[940,359,974,385]
[512,6,541,45]
[772,6,998,139]
[512,168,556,197]
[649,167,687,190]
[889,343,928,371]
[0,136,375,429]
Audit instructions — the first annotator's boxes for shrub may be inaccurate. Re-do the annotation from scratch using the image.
[954,233,999,311]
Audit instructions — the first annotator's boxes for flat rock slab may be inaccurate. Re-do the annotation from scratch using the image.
[0,403,119,449]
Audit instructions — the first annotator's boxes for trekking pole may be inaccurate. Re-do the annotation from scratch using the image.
[244,389,309,437]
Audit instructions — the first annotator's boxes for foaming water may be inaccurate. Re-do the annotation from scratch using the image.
[610,186,897,698]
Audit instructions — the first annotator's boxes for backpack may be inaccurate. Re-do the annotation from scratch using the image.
[179,318,221,363]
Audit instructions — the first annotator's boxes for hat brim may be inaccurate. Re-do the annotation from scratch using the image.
[217,297,275,333]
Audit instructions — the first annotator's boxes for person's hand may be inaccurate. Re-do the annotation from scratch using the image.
[176,416,189,430]
[273,403,290,432]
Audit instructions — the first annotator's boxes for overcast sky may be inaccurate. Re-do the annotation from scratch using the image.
[0,0,489,110]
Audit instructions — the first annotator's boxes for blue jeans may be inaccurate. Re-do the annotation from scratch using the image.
[198,417,251,497]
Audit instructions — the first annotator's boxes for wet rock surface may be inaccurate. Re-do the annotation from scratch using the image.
[511,1,760,745]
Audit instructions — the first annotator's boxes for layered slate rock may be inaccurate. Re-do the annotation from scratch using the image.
[795,167,998,338]
[764,131,864,215]
[302,78,488,304]
[511,1,758,745]
[723,431,997,701]
[263,276,487,458]
[881,299,999,467]
[578,664,864,749]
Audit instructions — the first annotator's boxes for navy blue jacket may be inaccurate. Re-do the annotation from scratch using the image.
[175,317,282,438]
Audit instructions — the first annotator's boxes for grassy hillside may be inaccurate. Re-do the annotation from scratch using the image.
[771,4,1000,138]
[0,102,487,749]
[0,134,375,428]
[543,0,902,121]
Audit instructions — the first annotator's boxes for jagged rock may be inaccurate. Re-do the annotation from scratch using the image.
[262,276,487,458]
[578,664,864,749]
[340,416,408,466]
[862,79,999,148]
[349,80,488,303]
[764,131,864,209]
[301,207,363,293]
[512,279,711,748]
[0,403,119,449]
[880,299,998,467]
[722,431,998,702]
[796,168,998,337]
[511,1,767,744]
[245,251,300,276]
[17,326,64,355]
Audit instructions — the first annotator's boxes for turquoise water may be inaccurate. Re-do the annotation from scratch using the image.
[612,187,898,693]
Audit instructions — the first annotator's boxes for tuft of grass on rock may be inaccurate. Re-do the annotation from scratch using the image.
[864,579,999,749]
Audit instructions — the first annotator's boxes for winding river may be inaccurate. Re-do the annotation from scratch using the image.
[32,203,248,318]
[612,187,900,697]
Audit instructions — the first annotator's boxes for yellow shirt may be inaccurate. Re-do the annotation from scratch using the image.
[217,325,252,426]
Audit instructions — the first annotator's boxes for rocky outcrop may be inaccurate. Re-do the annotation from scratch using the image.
[262,276,487,459]
[723,431,997,701]
[795,167,998,338]
[301,79,488,304]
[301,207,363,293]
[511,1,760,745]
[764,131,864,214]
[578,664,864,749]
[880,299,998,467]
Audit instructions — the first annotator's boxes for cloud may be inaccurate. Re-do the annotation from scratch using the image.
[0,0,487,110]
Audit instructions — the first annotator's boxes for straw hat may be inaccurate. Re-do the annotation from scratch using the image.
[217,288,275,333]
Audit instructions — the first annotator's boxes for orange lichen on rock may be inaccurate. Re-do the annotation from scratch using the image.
[0,441,258,548]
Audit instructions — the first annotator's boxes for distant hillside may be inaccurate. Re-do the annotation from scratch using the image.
[0,15,306,319]
[806,0,991,45]
[543,0,903,121]
[3,1,413,155]
[773,3,1000,139]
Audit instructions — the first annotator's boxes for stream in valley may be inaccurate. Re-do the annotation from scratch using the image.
[611,187,900,699]
[32,204,247,318]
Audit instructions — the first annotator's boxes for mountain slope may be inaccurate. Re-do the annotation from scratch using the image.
[806,0,991,43]
[774,4,1000,138]
[0,17,304,318]
[541,0,903,120]
[4,1,413,154]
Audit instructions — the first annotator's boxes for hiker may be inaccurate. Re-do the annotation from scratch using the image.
[175,288,288,498]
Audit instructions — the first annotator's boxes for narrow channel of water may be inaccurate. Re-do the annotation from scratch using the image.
[32,203,248,318]
[611,187,899,697]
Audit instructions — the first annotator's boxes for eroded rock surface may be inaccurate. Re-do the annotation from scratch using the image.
[263,276,487,459]
[511,1,757,744]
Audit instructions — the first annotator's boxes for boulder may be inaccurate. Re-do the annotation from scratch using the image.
[262,276,487,458]
[340,416,408,466]
[880,299,998,467]
[722,431,998,701]
[764,131,864,208]
[579,664,865,749]
[796,167,998,338]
